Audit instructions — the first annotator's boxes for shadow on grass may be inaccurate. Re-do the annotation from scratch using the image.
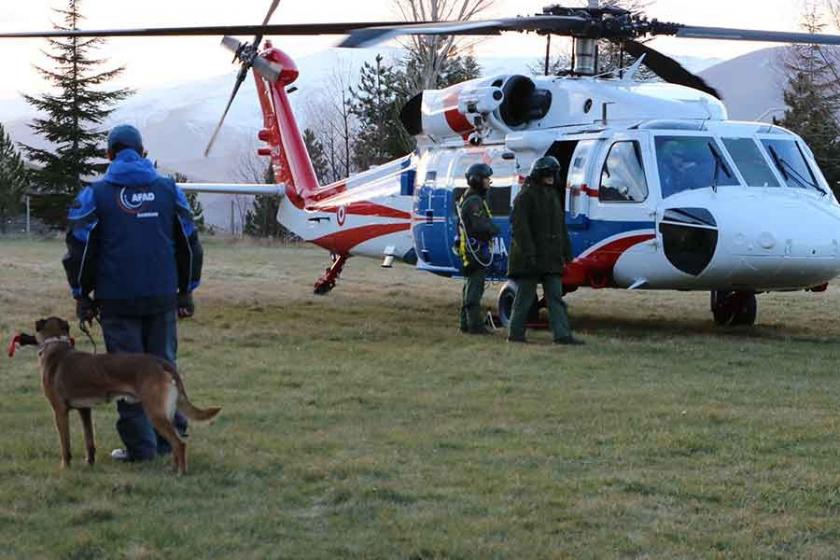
[569,313,840,345]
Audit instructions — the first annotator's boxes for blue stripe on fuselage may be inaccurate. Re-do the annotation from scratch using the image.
[413,187,655,280]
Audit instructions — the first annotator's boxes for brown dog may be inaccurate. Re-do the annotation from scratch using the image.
[13,317,220,474]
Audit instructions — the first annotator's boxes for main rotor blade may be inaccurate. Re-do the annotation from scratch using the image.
[253,0,282,51]
[204,65,249,157]
[622,40,721,100]
[263,0,282,26]
[0,21,410,39]
[338,16,588,48]
[673,25,840,46]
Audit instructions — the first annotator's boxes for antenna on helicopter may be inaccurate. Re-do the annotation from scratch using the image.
[204,0,282,157]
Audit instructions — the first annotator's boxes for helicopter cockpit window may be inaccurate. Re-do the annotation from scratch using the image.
[721,138,780,187]
[599,141,648,202]
[655,136,739,198]
[760,139,822,193]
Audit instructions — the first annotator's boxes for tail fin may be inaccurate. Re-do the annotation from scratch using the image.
[254,43,321,207]
[162,362,222,422]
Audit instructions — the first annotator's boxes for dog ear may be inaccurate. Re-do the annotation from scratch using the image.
[19,334,38,346]
[60,319,70,333]
[35,320,46,332]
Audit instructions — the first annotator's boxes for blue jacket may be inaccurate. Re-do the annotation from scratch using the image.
[62,150,203,316]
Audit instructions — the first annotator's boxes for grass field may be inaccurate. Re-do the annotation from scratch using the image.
[3,237,840,559]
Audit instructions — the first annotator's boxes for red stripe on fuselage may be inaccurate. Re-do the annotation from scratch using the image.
[309,201,411,220]
[581,185,599,198]
[571,185,599,198]
[564,233,656,288]
[310,223,411,254]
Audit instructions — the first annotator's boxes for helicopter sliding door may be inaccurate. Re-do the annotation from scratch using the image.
[413,149,456,275]
[582,133,658,284]
[413,146,516,277]
[451,149,515,278]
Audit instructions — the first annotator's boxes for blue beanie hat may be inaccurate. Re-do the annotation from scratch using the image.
[108,125,144,154]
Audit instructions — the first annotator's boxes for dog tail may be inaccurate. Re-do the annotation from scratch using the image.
[162,362,222,422]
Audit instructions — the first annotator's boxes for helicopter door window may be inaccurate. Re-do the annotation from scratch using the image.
[452,154,512,216]
[760,139,822,193]
[721,138,780,188]
[599,141,648,203]
[488,159,514,216]
[451,155,482,213]
[655,136,739,199]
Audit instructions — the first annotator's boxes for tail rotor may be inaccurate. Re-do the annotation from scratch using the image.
[204,0,283,157]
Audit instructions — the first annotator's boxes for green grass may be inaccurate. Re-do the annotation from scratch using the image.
[3,237,840,559]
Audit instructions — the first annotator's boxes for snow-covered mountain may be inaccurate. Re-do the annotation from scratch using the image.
[699,47,787,122]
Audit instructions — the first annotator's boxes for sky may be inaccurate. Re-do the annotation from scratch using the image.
[0,0,818,100]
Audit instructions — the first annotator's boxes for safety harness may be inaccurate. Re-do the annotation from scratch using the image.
[455,195,495,269]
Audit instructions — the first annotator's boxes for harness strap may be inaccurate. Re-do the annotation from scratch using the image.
[456,196,495,269]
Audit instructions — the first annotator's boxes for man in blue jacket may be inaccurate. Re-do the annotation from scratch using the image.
[63,124,203,462]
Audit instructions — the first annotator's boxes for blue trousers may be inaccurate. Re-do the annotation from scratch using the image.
[100,310,188,461]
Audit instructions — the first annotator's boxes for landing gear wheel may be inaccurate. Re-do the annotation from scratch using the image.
[497,281,540,328]
[711,290,757,326]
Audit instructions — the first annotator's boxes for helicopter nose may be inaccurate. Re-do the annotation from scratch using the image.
[704,191,840,289]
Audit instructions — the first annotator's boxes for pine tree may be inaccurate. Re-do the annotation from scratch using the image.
[0,123,30,233]
[303,128,330,185]
[778,3,840,196]
[440,54,482,86]
[244,165,294,239]
[170,172,205,233]
[21,0,131,227]
[403,50,481,91]
[350,55,415,170]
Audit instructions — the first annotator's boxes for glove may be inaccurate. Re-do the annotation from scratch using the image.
[177,292,195,319]
[75,296,98,325]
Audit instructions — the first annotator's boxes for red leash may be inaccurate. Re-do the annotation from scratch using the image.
[7,334,21,358]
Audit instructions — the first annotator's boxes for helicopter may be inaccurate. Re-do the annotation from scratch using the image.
[6,1,840,327]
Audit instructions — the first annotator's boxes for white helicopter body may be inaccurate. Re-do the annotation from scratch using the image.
[208,60,840,323]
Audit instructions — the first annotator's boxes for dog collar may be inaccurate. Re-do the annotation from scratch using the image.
[37,336,74,356]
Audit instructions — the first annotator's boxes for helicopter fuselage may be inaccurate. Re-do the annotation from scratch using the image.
[278,76,840,296]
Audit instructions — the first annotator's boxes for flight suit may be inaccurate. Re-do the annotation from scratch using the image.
[457,187,500,333]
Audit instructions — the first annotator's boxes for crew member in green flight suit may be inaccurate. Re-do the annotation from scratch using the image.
[457,163,500,334]
[507,156,584,345]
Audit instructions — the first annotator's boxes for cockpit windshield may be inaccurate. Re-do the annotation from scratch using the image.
[721,138,780,188]
[760,139,825,194]
[655,136,739,198]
